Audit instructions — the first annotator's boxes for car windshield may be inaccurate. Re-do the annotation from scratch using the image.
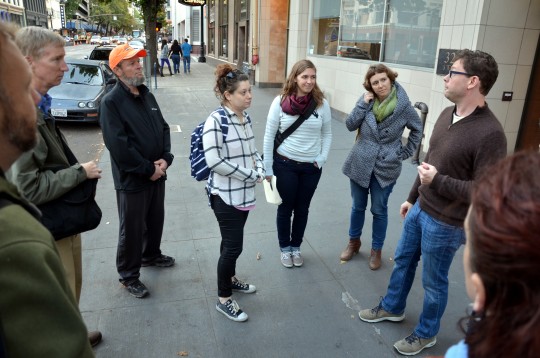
[89,49,111,61]
[63,64,103,86]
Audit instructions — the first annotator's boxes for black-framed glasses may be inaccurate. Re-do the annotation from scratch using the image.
[448,70,474,78]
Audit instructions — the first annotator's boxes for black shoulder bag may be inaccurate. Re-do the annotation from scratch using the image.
[37,126,102,240]
[273,98,318,154]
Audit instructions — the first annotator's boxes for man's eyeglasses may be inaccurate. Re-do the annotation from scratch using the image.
[448,70,474,78]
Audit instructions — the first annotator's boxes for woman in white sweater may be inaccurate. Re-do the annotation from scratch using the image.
[263,59,332,268]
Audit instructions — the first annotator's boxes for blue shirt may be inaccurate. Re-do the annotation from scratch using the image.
[38,93,52,115]
[445,340,468,358]
[181,42,192,56]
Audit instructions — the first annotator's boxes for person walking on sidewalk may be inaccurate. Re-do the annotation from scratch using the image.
[100,44,175,299]
[444,151,540,358]
[181,38,192,73]
[203,65,265,322]
[262,59,332,268]
[0,22,95,358]
[170,39,182,74]
[7,26,103,347]
[358,49,507,356]
[160,39,173,77]
[340,64,422,270]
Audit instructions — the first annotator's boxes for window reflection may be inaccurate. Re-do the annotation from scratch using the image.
[63,64,103,86]
[310,0,442,69]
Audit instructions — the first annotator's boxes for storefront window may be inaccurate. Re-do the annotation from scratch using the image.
[219,0,228,57]
[310,0,442,69]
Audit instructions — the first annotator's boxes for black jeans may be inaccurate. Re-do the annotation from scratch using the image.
[116,181,165,284]
[273,155,322,249]
[211,194,249,297]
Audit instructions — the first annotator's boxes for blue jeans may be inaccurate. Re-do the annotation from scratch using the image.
[183,55,191,72]
[381,202,465,338]
[273,155,322,249]
[160,58,171,73]
[348,175,395,250]
[171,54,180,73]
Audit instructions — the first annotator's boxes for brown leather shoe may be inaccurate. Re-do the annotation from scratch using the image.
[88,330,102,347]
[369,249,382,270]
[340,239,361,261]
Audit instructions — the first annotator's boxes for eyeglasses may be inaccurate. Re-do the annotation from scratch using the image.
[448,70,474,78]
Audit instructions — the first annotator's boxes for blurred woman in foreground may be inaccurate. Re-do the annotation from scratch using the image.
[445,150,540,357]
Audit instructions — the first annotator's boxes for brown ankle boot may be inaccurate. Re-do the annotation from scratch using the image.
[369,249,382,270]
[340,239,361,261]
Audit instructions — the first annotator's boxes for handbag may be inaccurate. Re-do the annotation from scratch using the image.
[37,126,102,240]
[263,176,282,205]
[273,97,318,153]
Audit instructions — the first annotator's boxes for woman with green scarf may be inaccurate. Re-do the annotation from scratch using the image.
[340,64,422,270]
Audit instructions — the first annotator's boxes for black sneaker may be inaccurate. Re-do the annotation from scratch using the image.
[216,299,248,322]
[123,279,149,298]
[141,254,175,267]
[231,277,256,293]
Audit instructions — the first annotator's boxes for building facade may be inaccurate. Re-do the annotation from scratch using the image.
[203,0,539,153]
[1,0,26,26]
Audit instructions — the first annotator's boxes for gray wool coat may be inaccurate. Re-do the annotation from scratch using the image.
[342,82,422,189]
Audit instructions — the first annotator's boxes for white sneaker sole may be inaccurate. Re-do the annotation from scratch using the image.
[358,311,405,323]
[216,305,248,322]
[393,338,437,356]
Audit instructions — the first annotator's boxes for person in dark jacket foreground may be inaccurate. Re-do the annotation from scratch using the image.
[358,49,507,356]
[0,22,95,358]
[100,44,175,299]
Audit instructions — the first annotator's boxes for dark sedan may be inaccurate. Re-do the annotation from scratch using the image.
[49,59,116,124]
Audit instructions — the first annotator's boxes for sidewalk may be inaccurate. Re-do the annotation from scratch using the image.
[81,61,469,358]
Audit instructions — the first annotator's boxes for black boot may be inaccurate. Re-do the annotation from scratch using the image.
[169,67,173,76]
[159,66,164,77]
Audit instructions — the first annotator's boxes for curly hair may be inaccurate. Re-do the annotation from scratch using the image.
[465,150,540,357]
[213,64,249,104]
[363,64,398,93]
[280,59,324,108]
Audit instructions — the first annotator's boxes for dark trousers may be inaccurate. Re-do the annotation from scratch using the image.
[211,195,249,297]
[273,155,322,249]
[116,181,165,284]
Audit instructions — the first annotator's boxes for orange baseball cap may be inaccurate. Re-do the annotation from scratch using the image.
[109,44,147,69]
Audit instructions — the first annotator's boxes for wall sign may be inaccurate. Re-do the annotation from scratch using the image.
[178,0,206,6]
[436,49,460,75]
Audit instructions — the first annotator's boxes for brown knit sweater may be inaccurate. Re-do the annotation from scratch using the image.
[407,104,507,227]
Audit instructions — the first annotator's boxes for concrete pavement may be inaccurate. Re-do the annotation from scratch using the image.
[80,61,469,358]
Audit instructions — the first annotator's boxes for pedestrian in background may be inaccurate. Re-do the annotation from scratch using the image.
[0,22,95,357]
[170,39,182,74]
[181,38,192,73]
[262,59,332,268]
[160,39,172,76]
[340,64,422,270]
[7,26,102,347]
[359,49,507,356]
[100,44,175,299]
[445,151,540,358]
[203,65,264,322]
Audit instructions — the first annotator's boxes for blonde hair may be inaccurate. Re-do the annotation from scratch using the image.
[15,26,64,59]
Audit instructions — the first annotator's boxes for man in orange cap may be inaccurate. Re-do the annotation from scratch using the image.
[100,44,175,298]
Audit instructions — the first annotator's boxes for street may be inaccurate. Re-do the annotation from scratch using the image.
[59,44,105,163]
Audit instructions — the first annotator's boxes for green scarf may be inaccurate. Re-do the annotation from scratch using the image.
[372,86,397,123]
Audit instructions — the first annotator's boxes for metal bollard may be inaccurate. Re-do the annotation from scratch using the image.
[411,102,428,165]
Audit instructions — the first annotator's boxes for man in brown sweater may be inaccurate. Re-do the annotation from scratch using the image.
[359,50,507,356]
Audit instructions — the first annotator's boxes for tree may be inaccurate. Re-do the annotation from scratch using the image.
[130,0,167,75]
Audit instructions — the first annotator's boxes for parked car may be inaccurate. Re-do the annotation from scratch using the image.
[48,59,117,124]
[100,36,111,45]
[117,37,127,44]
[337,46,372,60]
[111,36,120,44]
[128,40,145,50]
[90,35,101,45]
[84,45,115,65]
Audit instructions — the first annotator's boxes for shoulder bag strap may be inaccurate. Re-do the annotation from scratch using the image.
[275,97,318,148]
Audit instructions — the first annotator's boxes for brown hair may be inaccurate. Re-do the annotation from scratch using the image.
[281,59,324,108]
[453,49,498,96]
[363,64,398,94]
[466,150,540,357]
[213,64,249,104]
[0,22,18,123]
